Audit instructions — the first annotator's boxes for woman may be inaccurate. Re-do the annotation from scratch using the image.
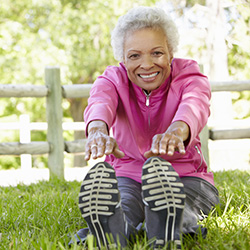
[76,6,219,249]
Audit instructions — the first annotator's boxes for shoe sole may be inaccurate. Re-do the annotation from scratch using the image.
[142,157,186,248]
[78,162,119,248]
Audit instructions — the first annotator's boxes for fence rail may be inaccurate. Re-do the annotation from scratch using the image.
[0,83,92,98]
[210,80,250,92]
[0,142,50,155]
[1,80,249,98]
[210,127,250,140]
[0,67,250,179]
[0,140,87,156]
[0,85,48,97]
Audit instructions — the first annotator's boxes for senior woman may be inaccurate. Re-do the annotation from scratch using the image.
[76,6,219,249]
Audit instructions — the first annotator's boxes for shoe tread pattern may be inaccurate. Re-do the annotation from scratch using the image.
[78,162,119,247]
[142,158,185,211]
[142,157,186,249]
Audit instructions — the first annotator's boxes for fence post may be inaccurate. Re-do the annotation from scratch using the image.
[199,64,210,167]
[200,125,210,167]
[20,114,32,170]
[45,66,64,179]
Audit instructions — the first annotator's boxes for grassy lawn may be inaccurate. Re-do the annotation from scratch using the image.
[1,170,250,249]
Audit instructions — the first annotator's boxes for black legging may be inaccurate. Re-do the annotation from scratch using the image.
[117,175,219,236]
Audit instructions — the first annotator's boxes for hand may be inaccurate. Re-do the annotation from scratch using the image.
[85,121,125,161]
[144,121,189,158]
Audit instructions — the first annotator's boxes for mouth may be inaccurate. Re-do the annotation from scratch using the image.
[138,72,159,79]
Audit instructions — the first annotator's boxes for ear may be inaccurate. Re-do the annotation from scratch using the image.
[169,54,173,64]
[122,56,127,68]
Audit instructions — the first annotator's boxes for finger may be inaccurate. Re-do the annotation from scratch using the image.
[85,151,91,161]
[177,141,186,154]
[104,141,115,155]
[105,140,125,159]
[167,145,175,156]
[144,150,157,158]
[95,135,107,158]
[85,143,92,161]
[167,139,176,156]
[151,135,161,154]
[159,136,170,155]
[90,144,98,159]
[96,142,105,158]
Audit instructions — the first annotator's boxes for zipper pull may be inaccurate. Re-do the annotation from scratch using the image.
[143,90,151,106]
[146,95,150,106]
[195,145,201,154]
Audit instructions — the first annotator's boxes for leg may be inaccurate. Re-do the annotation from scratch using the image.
[78,162,129,248]
[142,157,186,249]
[117,177,145,228]
[180,176,219,237]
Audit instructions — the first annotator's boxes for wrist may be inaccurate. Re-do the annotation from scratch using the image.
[167,121,190,141]
[87,120,108,136]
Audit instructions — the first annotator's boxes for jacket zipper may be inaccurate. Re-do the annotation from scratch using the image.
[195,145,202,172]
[143,90,151,127]
[145,92,151,106]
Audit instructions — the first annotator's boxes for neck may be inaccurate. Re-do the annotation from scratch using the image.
[143,89,151,95]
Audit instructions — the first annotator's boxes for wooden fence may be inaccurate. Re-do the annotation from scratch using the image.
[0,67,91,179]
[0,115,85,170]
[0,66,250,179]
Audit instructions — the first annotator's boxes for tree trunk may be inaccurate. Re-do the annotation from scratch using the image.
[206,0,233,124]
[205,0,236,172]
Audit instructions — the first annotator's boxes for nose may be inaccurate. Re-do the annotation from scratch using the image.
[140,55,154,70]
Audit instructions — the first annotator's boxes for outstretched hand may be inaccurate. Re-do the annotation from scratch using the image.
[85,121,124,161]
[144,121,189,158]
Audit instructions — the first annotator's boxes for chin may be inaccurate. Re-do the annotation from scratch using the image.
[144,85,159,92]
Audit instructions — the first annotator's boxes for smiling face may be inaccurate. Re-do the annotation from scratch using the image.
[123,28,173,92]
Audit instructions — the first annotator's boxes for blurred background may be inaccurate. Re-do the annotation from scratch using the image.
[0,0,249,177]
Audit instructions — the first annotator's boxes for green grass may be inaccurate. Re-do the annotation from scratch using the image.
[1,170,250,249]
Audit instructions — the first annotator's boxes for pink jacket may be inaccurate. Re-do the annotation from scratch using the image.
[84,58,215,185]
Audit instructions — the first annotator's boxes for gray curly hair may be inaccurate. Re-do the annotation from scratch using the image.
[111,6,179,62]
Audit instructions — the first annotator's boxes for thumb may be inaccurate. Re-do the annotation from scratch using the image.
[144,150,155,159]
[113,148,125,158]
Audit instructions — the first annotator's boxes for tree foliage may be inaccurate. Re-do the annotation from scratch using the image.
[0,0,249,169]
[0,0,157,169]
[227,1,250,79]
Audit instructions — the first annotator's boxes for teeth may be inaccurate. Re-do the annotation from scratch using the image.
[139,72,159,79]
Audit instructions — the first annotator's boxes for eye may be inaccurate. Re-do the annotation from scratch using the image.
[128,54,140,59]
[153,51,163,56]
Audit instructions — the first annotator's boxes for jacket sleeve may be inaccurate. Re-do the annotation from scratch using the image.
[171,60,211,148]
[84,67,119,136]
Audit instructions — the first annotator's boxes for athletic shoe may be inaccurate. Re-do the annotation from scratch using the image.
[142,157,186,249]
[78,161,128,248]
